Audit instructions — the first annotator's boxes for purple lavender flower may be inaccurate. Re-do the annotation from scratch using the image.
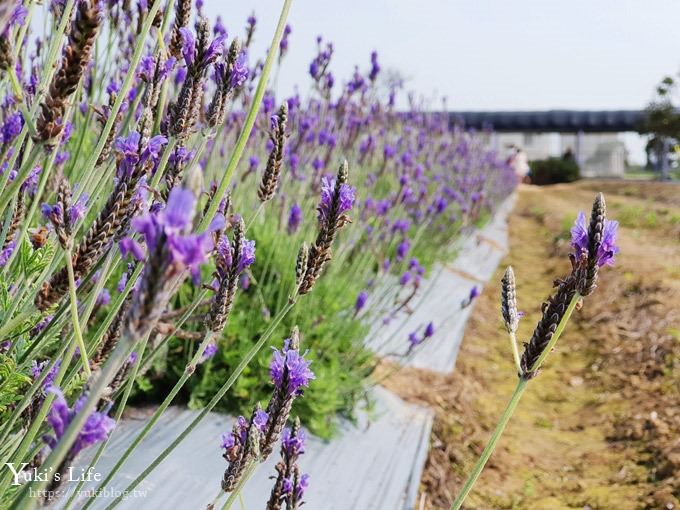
[96,289,110,307]
[68,192,89,224]
[31,359,62,390]
[253,408,269,433]
[0,241,15,267]
[269,342,315,396]
[41,202,63,225]
[1,112,23,143]
[237,239,256,272]
[230,51,249,88]
[571,212,619,267]
[179,27,225,70]
[248,155,259,172]
[424,322,435,338]
[121,189,213,279]
[114,132,168,179]
[369,50,380,82]
[287,203,302,234]
[42,388,116,458]
[408,331,419,348]
[347,67,365,94]
[220,431,234,451]
[317,176,355,223]
[214,16,227,38]
[202,342,218,361]
[355,290,368,313]
[279,24,292,55]
[281,426,306,457]
[399,271,411,286]
[30,315,54,336]
[283,472,310,500]
[296,473,310,499]
[396,239,410,261]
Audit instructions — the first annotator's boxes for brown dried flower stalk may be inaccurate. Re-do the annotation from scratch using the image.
[0,33,13,71]
[257,103,288,203]
[35,0,102,143]
[519,272,578,379]
[95,93,123,168]
[2,191,24,253]
[169,19,214,141]
[579,192,605,296]
[168,0,191,59]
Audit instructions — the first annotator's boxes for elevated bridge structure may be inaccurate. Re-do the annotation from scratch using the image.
[448,110,645,133]
[448,110,651,178]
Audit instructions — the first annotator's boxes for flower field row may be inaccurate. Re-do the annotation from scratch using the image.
[0,0,515,507]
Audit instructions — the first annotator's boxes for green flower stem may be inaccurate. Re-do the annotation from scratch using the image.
[508,330,522,374]
[7,67,37,138]
[245,202,266,232]
[11,331,135,510]
[65,247,91,377]
[450,291,581,510]
[199,0,294,231]
[104,299,296,510]
[7,259,143,507]
[0,0,76,210]
[450,378,528,510]
[38,0,77,96]
[0,318,83,498]
[0,339,69,478]
[0,143,40,219]
[82,330,218,510]
[2,141,61,273]
[0,251,108,463]
[74,0,164,185]
[63,334,151,510]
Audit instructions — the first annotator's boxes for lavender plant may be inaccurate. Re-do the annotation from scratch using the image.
[0,0,516,506]
[450,193,619,509]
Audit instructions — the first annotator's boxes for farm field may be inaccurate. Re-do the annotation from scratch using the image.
[383,180,680,509]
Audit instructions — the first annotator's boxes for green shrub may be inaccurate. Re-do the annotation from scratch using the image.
[530,157,580,185]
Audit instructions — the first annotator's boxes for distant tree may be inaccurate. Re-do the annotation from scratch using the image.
[641,75,680,174]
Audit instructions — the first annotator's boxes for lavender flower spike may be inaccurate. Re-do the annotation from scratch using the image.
[220,403,268,493]
[206,217,256,332]
[571,193,619,295]
[261,328,315,460]
[298,160,355,295]
[41,387,115,498]
[521,193,618,379]
[266,417,309,510]
[121,188,214,342]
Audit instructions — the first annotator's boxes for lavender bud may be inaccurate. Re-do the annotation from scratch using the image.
[501,266,519,334]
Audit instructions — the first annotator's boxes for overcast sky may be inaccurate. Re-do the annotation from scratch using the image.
[202,0,680,111]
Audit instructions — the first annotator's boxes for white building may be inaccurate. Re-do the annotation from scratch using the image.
[490,132,626,177]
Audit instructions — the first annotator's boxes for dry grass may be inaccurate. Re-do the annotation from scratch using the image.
[383,181,680,510]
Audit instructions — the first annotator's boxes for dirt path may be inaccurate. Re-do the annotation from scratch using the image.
[383,181,680,509]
